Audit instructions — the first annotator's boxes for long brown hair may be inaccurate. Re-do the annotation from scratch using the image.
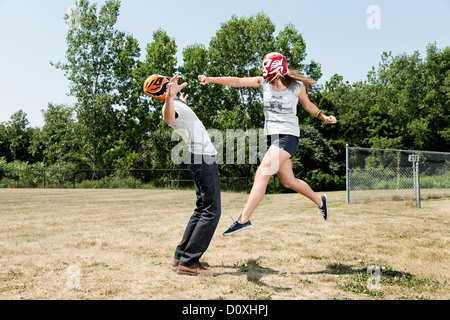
[271,70,316,87]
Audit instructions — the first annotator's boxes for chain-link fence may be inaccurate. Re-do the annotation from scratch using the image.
[0,168,248,193]
[346,146,450,206]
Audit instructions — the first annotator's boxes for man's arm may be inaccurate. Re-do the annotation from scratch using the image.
[162,75,188,125]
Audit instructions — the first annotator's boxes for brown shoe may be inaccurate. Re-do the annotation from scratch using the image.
[177,263,219,277]
[172,258,210,268]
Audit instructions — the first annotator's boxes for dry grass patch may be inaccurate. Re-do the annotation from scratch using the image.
[0,188,448,300]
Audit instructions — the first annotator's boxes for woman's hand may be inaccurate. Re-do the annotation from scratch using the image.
[198,75,209,85]
[325,115,337,124]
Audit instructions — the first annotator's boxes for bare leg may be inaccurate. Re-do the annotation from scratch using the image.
[238,147,292,223]
[276,158,323,208]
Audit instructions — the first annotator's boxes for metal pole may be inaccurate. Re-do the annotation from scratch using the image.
[416,161,421,209]
[413,159,417,205]
[346,144,350,205]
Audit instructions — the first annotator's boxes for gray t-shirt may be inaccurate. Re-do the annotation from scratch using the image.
[260,79,302,137]
[168,99,217,156]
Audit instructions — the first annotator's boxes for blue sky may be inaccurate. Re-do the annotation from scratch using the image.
[0,0,449,127]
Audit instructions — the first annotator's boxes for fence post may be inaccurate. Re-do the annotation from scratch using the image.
[409,153,421,209]
[346,144,350,204]
[416,161,421,209]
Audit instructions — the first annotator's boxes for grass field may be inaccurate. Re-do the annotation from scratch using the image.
[0,188,448,300]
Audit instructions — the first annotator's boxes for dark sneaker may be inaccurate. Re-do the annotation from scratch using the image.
[319,194,329,221]
[223,220,252,236]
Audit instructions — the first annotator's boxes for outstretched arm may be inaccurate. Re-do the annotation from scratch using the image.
[298,86,337,124]
[163,75,188,125]
[198,75,262,88]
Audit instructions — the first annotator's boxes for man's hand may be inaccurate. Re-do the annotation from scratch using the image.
[163,75,187,125]
[167,74,188,99]
[179,92,189,103]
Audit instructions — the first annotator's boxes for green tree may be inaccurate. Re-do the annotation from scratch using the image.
[52,0,140,171]
[276,22,322,82]
[40,103,85,168]
[295,125,341,191]
[205,12,322,131]
[207,13,274,131]
[3,110,32,162]
[124,28,179,169]
[319,43,449,154]
[417,43,450,151]
[367,45,449,151]
[0,111,44,164]
[130,28,178,140]
[0,122,9,161]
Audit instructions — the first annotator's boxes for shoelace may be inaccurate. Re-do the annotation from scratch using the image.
[230,212,248,226]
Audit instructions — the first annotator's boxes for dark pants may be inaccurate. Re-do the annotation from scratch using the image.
[174,154,221,266]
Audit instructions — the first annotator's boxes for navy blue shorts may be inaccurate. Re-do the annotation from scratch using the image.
[266,134,299,158]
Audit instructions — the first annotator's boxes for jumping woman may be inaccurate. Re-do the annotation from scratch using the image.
[198,52,337,236]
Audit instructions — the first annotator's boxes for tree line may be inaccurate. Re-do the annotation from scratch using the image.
[1,0,448,191]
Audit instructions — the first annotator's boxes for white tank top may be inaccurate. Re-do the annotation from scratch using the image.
[260,79,302,137]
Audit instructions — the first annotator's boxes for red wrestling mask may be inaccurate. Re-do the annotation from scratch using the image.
[262,52,288,80]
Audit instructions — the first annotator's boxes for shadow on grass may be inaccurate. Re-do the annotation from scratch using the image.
[219,259,368,278]
[217,259,428,297]
[298,262,367,275]
[218,257,292,293]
